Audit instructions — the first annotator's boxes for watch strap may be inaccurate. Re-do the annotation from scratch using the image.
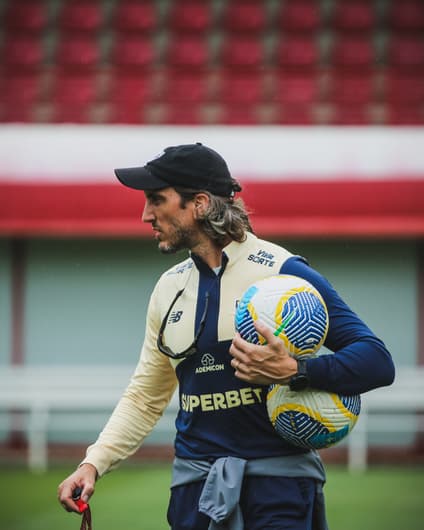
[288,358,309,391]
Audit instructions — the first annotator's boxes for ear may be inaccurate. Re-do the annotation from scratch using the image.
[193,192,210,218]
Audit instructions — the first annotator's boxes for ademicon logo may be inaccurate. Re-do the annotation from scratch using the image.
[195,353,225,374]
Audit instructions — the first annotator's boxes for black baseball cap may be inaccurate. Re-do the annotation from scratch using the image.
[114,143,242,197]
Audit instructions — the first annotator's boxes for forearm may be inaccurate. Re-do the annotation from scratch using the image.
[82,357,177,476]
[281,256,395,395]
[82,394,164,476]
[306,337,395,395]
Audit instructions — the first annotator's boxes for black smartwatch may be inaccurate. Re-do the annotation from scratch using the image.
[289,358,309,391]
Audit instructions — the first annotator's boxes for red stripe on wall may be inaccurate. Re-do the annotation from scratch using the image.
[0,180,423,238]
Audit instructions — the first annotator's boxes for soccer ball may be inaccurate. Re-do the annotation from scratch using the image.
[234,274,329,356]
[234,274,360,449]
[267,385,361,449]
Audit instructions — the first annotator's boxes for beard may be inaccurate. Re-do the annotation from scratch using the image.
[157,222,199,254]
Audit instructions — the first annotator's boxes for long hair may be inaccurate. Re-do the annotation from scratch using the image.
[174,187,253,246]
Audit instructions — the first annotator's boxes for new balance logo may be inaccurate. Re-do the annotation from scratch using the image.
[168,310,183,323]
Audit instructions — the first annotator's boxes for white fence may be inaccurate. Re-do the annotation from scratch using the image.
[0,365,178,472]
[0,364,423,472]
[347,366,424,471]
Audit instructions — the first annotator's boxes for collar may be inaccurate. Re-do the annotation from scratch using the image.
[190,251,229,277]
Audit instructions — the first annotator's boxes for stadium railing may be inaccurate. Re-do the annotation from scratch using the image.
[347,365,424,471]
[0,364,178,472]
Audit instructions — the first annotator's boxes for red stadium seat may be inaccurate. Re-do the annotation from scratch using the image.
[108,73,153,105]
[48,71,101,123]
[50,73,99,106]
[278,1,321,33]
[166,36,210,70]
[275,36,320,70]
[161,73,210,104]
[220,36,265,70]
[331,36,375,70]
[107,72,155,124]
[222,1,267,34]
[55,36,100,71]
[328,73,376,105]
[386,36,424,72]
[387,1,424,34]
[161,104,205,125]
[0,73,41,107]
[168,1,212,34]
[274,105,315,125]
[331,1,376,33]
[58,0,104,34]
[217,73,264,105]
[110,36,156,71]
[382,72,424,105]
[330,104,373,125]
[385,105,424,125]
[219,105,259,125]
[4,1,47,34]
[112,1,157,33]
[1,34,44,72]
[0,102,35,123]
[107,101,146,124]
[50,102,93,124]
[272,73,320,105]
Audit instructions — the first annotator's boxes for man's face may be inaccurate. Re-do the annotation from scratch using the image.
[142,188,200,254]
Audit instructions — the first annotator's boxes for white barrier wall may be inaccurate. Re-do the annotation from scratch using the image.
[1,125,424,182]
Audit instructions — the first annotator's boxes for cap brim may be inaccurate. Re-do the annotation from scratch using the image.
[114,166,169,191]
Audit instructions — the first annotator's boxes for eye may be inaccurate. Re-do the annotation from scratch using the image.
[147,193,164,206]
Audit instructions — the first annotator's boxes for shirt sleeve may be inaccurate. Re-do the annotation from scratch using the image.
[280,256,395,396]
[81,284,178,477]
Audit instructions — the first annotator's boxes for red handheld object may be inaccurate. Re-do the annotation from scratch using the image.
[75,498,89,513]
[72,487,89,512]
[72,487,92,529]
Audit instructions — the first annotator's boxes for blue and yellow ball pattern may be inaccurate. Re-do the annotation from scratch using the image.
[267,385,361,449]
[235,275,329,356]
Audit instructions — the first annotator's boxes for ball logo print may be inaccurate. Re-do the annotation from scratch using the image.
[234,274,361,450]
[234,274,329,355]
[266,385,361,449]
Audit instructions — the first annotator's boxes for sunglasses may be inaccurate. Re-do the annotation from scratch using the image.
[157,288,210,359]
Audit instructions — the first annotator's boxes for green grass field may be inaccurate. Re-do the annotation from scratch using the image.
[0,464,422,530]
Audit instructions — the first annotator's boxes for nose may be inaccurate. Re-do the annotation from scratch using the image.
[142,201,154,223]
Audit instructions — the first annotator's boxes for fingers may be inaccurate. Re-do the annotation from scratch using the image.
[57,479,82,513]
[253,319,276,344]
[80,482,95,504]
[232,321,276,349]
[230,356,245,375]
[230,320,276,359]
[57,464,97,514]
[230,332,261,381]
[229,333,250,364]
[230,320,293,385]
[229,334,249,380]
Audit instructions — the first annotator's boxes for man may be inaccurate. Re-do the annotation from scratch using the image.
[58,143,395,529]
